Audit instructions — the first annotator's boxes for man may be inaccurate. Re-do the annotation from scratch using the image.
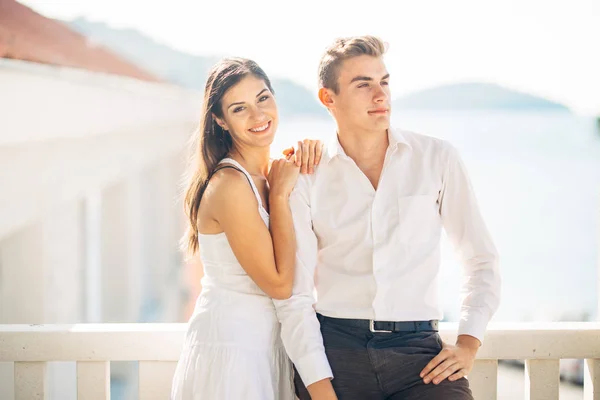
[274,35,501,400]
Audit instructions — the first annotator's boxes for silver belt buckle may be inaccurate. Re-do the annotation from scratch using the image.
[369,320,392,333]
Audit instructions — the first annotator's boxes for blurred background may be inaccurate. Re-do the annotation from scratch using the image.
[0,0,599,398]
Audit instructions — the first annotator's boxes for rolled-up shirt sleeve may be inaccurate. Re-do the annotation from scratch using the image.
[439,144,502,343]
[273,174,333,386]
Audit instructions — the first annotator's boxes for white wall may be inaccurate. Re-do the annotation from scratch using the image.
[0,58,201,241]
[0,59,200,399]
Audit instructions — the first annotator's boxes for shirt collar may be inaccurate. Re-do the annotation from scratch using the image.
[325,127,412,164]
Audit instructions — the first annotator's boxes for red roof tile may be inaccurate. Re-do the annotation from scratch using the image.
[0,0,159,82]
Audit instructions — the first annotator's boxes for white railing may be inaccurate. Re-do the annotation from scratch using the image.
[1,322,599,400]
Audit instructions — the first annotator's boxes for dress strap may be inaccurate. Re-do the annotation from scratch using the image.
[217,158,265,210]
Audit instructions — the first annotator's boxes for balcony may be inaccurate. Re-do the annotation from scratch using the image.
[2,27,600,400]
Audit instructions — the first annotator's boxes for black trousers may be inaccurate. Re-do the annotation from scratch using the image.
[294,314,474,400]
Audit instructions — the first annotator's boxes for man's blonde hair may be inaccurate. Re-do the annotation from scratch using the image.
[318,35,387,94]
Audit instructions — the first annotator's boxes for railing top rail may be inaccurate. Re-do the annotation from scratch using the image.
[1,322,599,362]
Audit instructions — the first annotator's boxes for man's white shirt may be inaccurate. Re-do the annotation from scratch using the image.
[274,128,501,386]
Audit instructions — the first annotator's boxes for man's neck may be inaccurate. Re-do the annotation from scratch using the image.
[337,127,389,166]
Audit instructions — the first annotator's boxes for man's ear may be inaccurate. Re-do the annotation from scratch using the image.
[318,87,335,111]
[212,113,229,131]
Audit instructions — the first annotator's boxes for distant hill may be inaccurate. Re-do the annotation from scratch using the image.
[66,17,326,117]
[62,18,569,115]
[393,82,570,111]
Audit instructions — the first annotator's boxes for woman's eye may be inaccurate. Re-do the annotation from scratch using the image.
[233,106,244,113]
[259,95,270,102]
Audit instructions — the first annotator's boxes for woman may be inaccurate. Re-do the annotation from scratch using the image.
[170,57,323,399]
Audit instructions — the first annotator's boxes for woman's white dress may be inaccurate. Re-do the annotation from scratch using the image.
[171,158,295,400]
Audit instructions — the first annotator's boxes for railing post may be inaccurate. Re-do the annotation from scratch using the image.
[77,361,110,400]
[525,359,559,400]
[468,359,498,400]
[14,362,47,400]
[590,195,600,400]
[585,359,600,400]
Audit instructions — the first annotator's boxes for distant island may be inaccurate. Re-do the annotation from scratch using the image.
[64,18,570,115]
[393,82,570,112]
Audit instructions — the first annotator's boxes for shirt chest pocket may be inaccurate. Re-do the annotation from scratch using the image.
[396,194,441,245]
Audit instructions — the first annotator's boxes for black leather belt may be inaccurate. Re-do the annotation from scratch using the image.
[317,314,439,333]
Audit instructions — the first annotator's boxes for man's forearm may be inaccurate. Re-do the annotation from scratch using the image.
[275,176,334,386]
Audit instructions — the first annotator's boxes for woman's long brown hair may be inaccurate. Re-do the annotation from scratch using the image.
[182,58,274,255]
